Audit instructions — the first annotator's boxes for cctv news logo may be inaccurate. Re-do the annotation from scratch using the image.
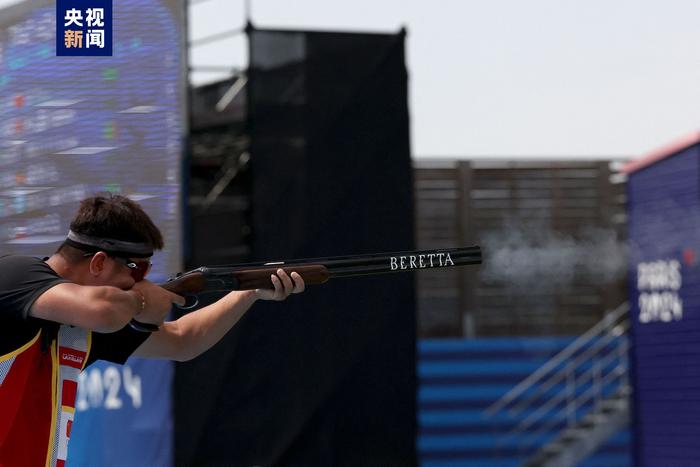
[56,0,113,56]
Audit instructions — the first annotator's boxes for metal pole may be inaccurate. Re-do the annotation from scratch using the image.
[566,365,575,426]
[244,0,252,24]
[593,354,602,409]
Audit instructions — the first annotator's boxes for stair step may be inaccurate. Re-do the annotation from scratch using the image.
[618,385,632,396]
[583,413,607,425]
[524,451,556,467]
[561,428,586,441]
[541,442,563,453]
[600,400,627,412]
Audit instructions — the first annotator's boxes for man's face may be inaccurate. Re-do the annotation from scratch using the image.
[104,256,139,289]
[84,252,151,290]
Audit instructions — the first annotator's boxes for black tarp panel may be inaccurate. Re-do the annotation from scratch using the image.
[176,27,415,467]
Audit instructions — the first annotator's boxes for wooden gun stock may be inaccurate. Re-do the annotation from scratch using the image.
[161,264,330,296]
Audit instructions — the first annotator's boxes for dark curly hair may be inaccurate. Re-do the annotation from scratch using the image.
[58,194,163,261]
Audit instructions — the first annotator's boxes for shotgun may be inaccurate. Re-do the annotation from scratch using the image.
[161,246,481,310]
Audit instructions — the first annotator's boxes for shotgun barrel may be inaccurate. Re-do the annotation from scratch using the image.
[162,246,481,308]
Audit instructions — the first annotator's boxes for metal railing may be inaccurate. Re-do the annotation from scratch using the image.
[485,302,630,459]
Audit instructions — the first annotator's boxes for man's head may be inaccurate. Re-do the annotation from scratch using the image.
[55,194,163,289]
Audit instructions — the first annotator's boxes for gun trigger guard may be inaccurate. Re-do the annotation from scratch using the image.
[174,293,199,311]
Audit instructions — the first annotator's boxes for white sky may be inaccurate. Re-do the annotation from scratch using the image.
[3,0,700,159]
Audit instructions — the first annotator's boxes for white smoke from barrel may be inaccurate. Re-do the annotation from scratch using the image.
[480,218,627,293]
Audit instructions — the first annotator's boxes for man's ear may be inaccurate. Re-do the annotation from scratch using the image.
[88,252,108,276]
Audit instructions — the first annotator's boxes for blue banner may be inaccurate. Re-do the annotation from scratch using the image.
[67,358,173,467]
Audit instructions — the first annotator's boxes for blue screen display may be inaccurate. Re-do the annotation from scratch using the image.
[0,0,185,281]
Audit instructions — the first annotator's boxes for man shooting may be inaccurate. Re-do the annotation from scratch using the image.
[0,194,305,467]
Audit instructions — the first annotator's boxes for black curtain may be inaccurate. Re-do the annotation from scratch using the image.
[176,27,416,467]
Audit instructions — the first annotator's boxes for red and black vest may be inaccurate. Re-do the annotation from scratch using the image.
[0,325,91,467]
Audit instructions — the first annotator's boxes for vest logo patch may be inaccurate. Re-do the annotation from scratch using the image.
[59,348,86,369]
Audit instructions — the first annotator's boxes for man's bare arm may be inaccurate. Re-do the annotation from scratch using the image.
[30,283,143,332]
[30,281,185,333]
[134,289,258,361]
[134,270,303,361]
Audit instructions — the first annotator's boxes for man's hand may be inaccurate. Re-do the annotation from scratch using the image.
[131,280,186,325]
[255,269,305,301]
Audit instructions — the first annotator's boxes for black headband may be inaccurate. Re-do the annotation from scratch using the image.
[66,230,153,258]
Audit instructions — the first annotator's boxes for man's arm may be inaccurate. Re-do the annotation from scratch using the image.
[30,284,144,332]
[134,269,303,361]
[30,282,184,333]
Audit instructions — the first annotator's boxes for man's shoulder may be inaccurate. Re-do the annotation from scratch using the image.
[0,254,45,264]
[0,255,61,284]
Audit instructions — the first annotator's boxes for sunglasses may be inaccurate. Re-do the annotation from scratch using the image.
[84,252,152,282]
[113,256,152,282]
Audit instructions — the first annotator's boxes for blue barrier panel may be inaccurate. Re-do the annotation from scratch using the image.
[418,337,631,467]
